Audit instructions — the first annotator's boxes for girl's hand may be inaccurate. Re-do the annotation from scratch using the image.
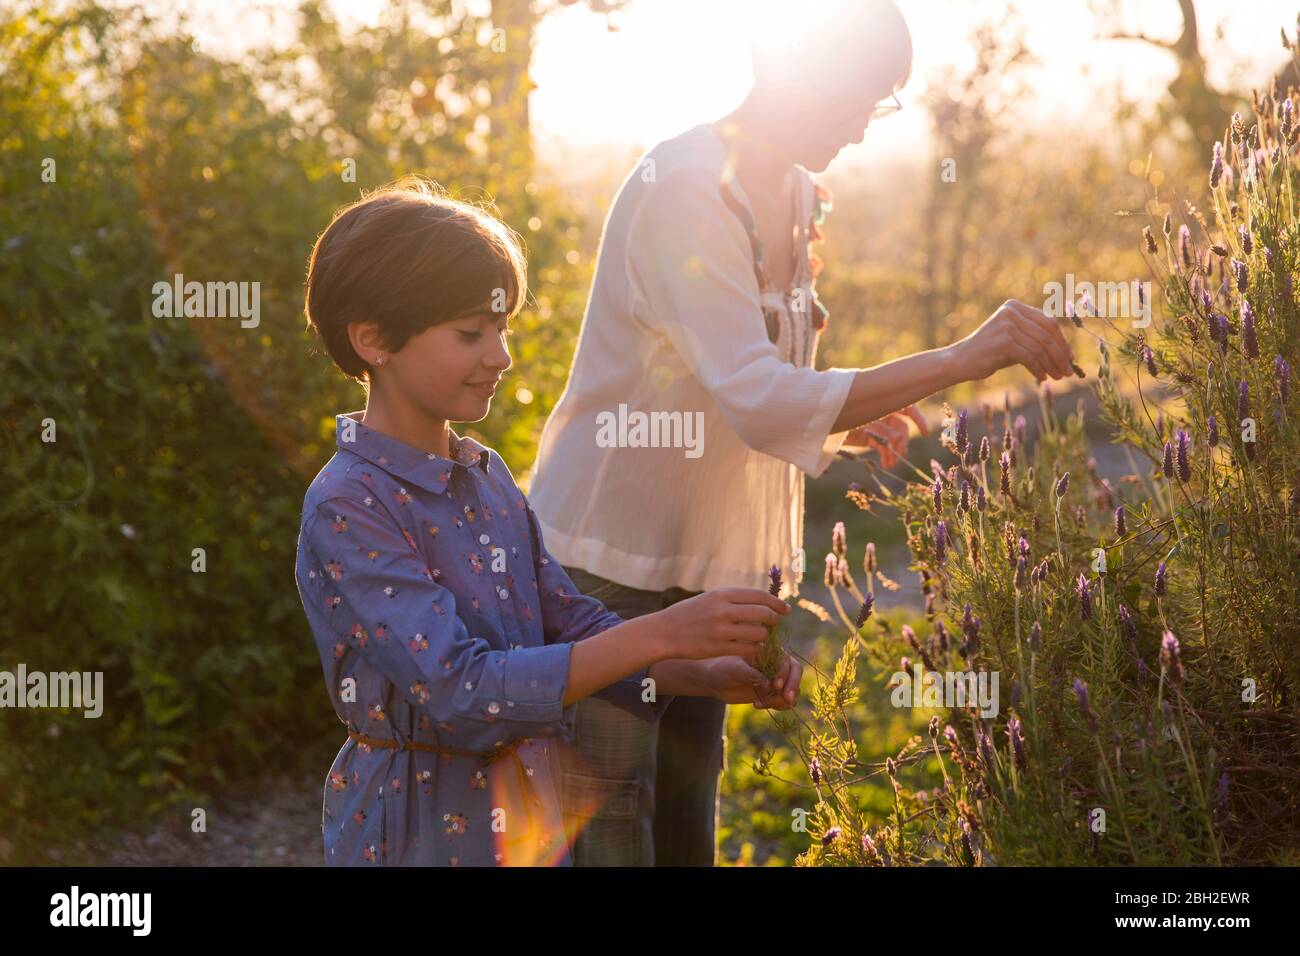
[844,404,928,468]
[653,589,790,663]
[697,654,803,709]
[956,299,1076,383]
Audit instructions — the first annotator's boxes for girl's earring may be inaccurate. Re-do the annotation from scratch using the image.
[375,355,387,366]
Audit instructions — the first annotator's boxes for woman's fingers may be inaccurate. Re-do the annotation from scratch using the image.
[1008,321,1063,380]
[1007,300,1073,375]
[1008,332,1051,381]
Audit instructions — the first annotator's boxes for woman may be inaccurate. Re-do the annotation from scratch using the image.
[528,0,1075,867]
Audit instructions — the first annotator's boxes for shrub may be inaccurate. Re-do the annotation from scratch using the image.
[757,57,1300,867]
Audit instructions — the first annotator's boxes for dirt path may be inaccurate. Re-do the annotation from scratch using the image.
[79,772,323,866]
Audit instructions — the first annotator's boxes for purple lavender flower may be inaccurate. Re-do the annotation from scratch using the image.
[961,603,981,658]
[1018,535,1030,558]
[1238,380,1251,423]
[1114,505,1126,536]
[1007,716,1027,770]
[1277,355,1292,406]
[1073,678,1098,731]
[1160,629,1185,686]
[959,480,970,514]
[1142,226,1158,255]
[1015,555,1027,591]
[1210,142,1224,188]
[768,564,782,597]
[1265,245,1275,271]
[1029,621,1042,652]
[1215,772,1230,815]
[1239,225,1253,256]
[977,484,987,512]
[1284,98,1295,141]
[1077,573,1092,621]
[1055,472,1069,498]
[932,477,943,513]
[822,826,841,847]
[855,594,874,629]
[943,724,959,749]
[979,435,990,462]
[1118,604,1137,644]
[1154,561,1168,597]
[1242,299,1258,358]
[1162,441,1174,478]
[809,756,822,785]
[1175,429,1192,482]
[999,452,1011,496]
[1232,258,1248,295]
[1178,224,1192,269]
[1208,414,1219,447]
[1100,477,1117,511]
[935,520,948,565]
[1143,345,1158,376]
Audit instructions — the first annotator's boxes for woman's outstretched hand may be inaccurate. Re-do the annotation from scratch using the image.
[844,403,928,468]
[697,653,803,709]
[957,299,1076,383]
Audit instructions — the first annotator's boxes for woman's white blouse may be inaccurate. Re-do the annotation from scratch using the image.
[527,123,855,595]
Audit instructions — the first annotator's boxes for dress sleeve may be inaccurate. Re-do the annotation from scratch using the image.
[523,502,675,722]
[624,165,856,478]
[299,493,574,751]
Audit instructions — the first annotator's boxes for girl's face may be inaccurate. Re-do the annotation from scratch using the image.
[381,311,513,424]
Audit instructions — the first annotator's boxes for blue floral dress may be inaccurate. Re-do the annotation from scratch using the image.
[294,412,672,865]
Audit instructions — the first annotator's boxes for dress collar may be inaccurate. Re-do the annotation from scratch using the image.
[334,411,489,496]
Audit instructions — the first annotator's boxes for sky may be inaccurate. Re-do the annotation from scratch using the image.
[156,0,1297,163]
[529,0,1296,160]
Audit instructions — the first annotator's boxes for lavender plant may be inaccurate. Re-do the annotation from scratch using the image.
[749,47,1300,866]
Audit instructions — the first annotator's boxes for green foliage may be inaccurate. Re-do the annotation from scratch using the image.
[771,66,1300,866]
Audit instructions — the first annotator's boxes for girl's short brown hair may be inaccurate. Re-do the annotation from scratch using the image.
[305,177,528,381]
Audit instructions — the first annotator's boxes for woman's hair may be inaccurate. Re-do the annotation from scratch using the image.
[749,0,912,95]
[305,176,528,382]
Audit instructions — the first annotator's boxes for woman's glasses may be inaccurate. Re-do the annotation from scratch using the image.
[869,93,903,122]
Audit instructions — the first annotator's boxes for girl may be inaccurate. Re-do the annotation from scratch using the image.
[294,177,799,866]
